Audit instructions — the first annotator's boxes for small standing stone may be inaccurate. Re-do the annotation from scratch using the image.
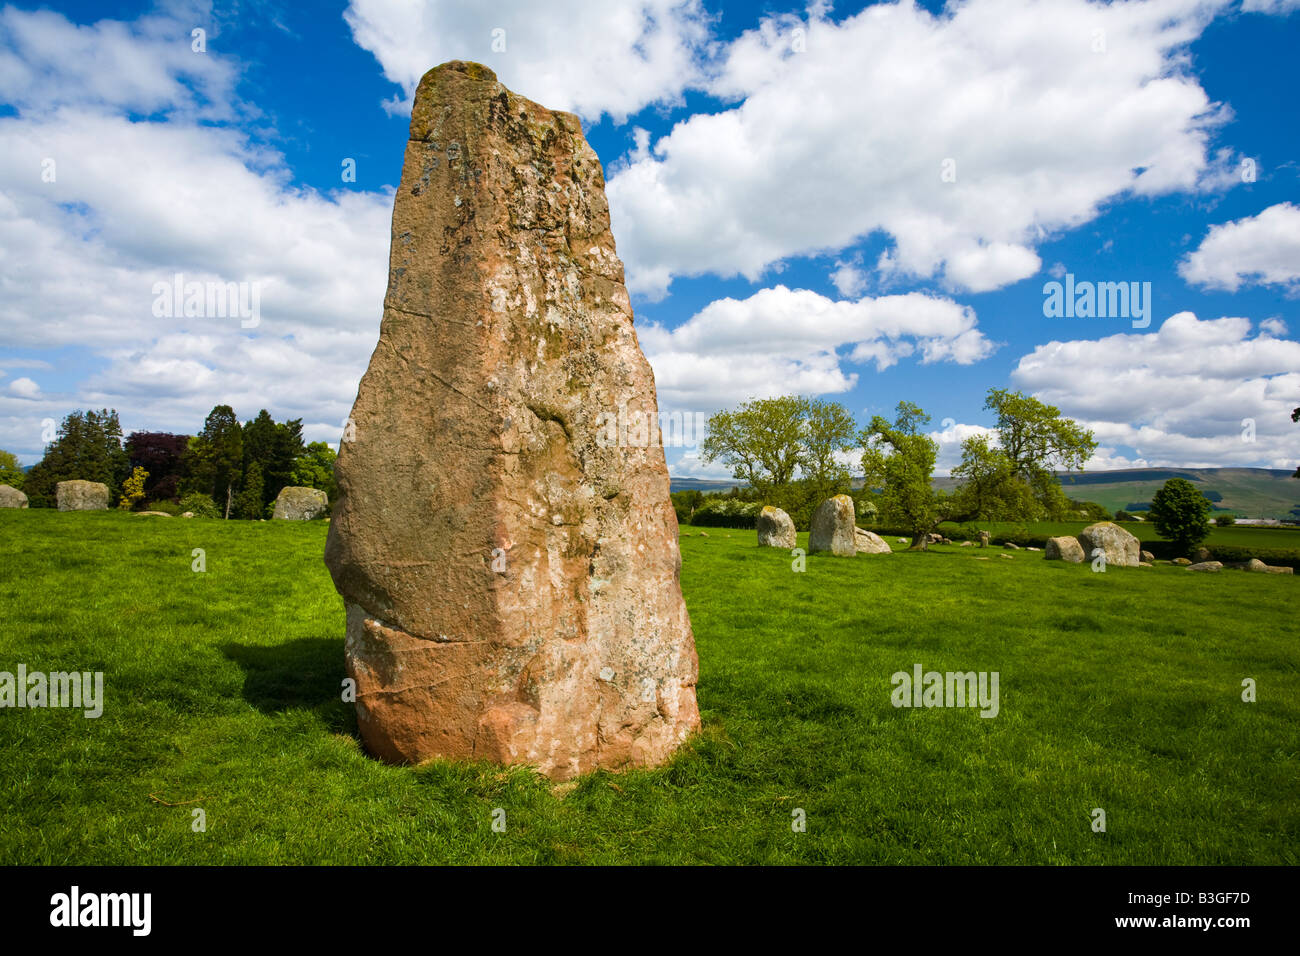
[56,480,109,511]
[756,506,796,548]
[854,527,891,554]
[1044,536,1085,563]
[272,486,328,520]
[808,495,856,556]
[0,485,28,509]
[1077,521,1140,567]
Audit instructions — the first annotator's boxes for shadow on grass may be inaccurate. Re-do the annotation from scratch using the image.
[220,637,355,733]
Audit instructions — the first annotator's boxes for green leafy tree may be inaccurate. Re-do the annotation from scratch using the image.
[0,449,24,490]
[951,433,1020,521]
[177,492,219,518]
[290,441,339,502]
[182,405,243,516]
[269,417,305,499]
[799,398,857,502]
[669,488,705,525]
[126,431,190,501]
[233,461,265,520]
[892,401,931,437]
[22,409,130,507]
[242,410,306,509]
[702,396,859,529]
[702,396,807,497]
[860,402,950,550]
[1070,499,1113,521]
[118,466,149,510]
[1149,477,1212,553]
[951,389,1097,521]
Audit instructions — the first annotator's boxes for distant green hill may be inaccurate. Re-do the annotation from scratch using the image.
[668,477,742,493]
[931,467,1298,519]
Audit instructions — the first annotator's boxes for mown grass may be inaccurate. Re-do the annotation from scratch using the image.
[0,510,1296,864]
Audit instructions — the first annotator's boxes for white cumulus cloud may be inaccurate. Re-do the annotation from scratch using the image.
[639,284,995,411]
[608,0,1236,299]
[1011,311,1300,468]
[8,377,40,398]
[1178,202,1300,292]
[0,5,394,460]
[343,0,715,122]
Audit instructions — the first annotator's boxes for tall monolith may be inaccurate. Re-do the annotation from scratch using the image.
[324,62,700,781]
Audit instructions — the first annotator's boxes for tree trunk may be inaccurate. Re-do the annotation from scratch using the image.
[224,483,233,520]
[909,531,928,551]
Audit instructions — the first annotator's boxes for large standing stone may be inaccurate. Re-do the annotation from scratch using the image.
[1077,521,1140,567]
[756,506,796,548]
[56,480,109,511]
[854,527,891,554]
[808,495,857,556]
[324,62,699,782]
[0,485,28,508]
[1044,536,1085,563]
[272,486,328,520]
[978,530,989,548]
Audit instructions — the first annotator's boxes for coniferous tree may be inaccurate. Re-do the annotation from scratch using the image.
[242,410,306,509]
[182,405,243,516]
[22,409,129,507]
[233,460,265,520]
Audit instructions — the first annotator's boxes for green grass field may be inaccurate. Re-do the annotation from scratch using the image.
[1,510,1296,864]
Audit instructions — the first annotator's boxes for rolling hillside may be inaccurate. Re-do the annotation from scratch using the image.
[1050,468,1298,519]
[675,468,1300,519]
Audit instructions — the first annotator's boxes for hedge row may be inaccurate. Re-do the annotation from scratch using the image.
[689,510,759,529]
[1202,545,1300,571]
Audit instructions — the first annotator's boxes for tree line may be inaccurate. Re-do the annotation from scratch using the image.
[687,388,1100,548]
[3,405,338,518]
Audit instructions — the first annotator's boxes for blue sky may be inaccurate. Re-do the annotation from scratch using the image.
[2,0,1298,478]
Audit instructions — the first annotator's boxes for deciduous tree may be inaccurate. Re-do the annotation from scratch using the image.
[860,402,950,550]
[702,396,806,496]
[1149,477,1212,553]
